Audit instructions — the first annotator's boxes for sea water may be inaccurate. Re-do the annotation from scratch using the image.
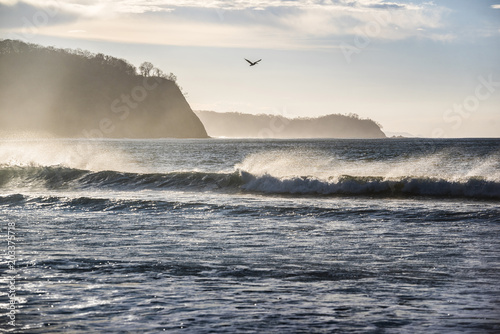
[0,138,499,333]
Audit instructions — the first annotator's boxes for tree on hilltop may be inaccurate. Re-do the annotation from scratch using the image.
[139,61,154,77]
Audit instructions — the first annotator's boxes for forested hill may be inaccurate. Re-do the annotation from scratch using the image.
[0,40,208,138]
[195,111,386,138]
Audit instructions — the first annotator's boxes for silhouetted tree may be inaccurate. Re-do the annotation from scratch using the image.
[139,61,154,77]
[165,72,177,82]
[152,67,164,77]
[95,53,105,63]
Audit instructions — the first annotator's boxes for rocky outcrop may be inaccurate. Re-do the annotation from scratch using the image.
[0,40,208,138]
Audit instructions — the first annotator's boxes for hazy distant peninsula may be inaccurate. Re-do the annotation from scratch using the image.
[195,111,386,139]
[0,40,208,138]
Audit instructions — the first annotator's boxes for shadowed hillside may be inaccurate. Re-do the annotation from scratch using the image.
[0,40,208,138]
[195,111,386,138]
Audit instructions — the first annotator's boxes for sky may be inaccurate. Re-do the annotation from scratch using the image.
[1,0,499,137]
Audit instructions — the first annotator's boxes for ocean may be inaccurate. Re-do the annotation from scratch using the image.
[1,138,499,333]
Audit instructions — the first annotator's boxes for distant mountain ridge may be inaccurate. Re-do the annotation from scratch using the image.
[0,40,208,138]
[195,111,386,138]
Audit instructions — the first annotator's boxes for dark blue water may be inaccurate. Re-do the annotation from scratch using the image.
[1,138,499,333]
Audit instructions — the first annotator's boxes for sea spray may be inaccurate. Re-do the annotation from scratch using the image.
[0,138,143,172]
[235,149,500,183]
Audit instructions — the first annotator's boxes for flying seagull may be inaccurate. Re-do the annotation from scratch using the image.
[245,58,261,66]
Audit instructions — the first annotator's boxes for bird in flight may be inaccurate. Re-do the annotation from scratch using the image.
[245,58,262,66]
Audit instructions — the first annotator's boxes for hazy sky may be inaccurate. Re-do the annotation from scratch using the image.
[1,0,499,137]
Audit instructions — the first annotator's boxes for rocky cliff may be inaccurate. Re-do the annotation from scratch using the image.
[0,40,208,138]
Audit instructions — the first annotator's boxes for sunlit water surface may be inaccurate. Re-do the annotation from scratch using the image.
[1,138,499,333]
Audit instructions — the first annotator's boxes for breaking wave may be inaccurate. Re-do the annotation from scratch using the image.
[1,165,499,200]
[239,171,500,199]
[0,165,243,191]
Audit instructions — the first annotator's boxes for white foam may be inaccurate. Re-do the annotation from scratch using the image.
[235,150,500,183]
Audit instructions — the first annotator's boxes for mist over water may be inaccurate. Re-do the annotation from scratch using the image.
[235,148,500,182]
[0,138,142,173]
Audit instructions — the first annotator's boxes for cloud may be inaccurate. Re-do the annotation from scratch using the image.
[0,0,461,48]
[367,3,405,10]
[0,0,440,18]
[0,1,79,28]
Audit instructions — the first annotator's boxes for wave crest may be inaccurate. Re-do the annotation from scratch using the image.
[239,171,500,199]
[1,165,499,199]
[0,165,243,191]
